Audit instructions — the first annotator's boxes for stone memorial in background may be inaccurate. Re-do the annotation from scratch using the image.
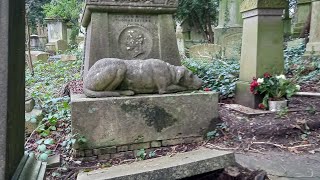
[0,0,25,178]
[283,0,292,36]
[292,0,312,37]
[189,44,222,61]
[81,0,180,76]
[30,35,40,50]
[214,0,243,60]
[45,18,68,53]
[304,0,320,58]
[235,0,286,108]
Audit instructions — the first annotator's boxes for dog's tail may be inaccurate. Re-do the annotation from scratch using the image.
[83,88,121,98]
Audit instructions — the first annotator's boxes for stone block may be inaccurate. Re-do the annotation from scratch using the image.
[117,146,129,152]
[84,150,93,157]
[111,151,134,159]
[25,51,50,62]
[93,149,101,156]
[79,156,97,162]
[25,98,35,113]
[77,148,236,180]
[25,109,43,134]
[98,154,111,160]
[240,0,287,12]
[100,147,117,154]
[47,155,60,168]
[73,150,85,158]
[189,44,222,60]
[150,141,162,148]
[61,54,77,62]
[71,92,219,150]
[162,136,203,146]
[214,28,243,60]
[129,142,150,151]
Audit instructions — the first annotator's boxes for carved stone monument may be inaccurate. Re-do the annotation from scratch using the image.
[304,0,320,58]
[81,0,180,76]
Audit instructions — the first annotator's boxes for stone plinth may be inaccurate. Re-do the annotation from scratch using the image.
[304,0,320,57]
[292,0,312,37]
[214,0,243,60]
[81,0,180,76]
[71,92,219,151]
[77,148,236,180]
[235,0,286,108]
[45,18,68,53]
[0,0,25,178]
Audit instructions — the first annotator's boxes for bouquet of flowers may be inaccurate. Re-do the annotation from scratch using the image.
[250,73,300,109]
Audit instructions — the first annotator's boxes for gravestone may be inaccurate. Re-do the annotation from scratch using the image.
[176,23,186,56]
[45,18,68,53]
[292,0,312,37]
[30,35,40,50]
[214,0,243,60]
[0,0,25,178]
[235,0,286,108]
[189,44,222,60]
[304,0,320,58]
[81,0,180,76]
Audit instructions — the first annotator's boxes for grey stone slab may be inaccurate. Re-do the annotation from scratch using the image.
[77,148,236,180]
[236,152,320,180]
[295,92,320,97]
[47,155,60,168]
[71,92,219,149]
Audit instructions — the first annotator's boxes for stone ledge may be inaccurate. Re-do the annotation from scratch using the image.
[240,0,287,13]
[77,148,236,180]
[71,92,219,150]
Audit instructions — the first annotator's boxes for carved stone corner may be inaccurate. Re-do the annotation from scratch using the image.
[240,0,287,13]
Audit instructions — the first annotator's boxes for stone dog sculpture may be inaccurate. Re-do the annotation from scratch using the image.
[83,58,203,97]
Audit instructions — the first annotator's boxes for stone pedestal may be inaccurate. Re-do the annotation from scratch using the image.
[30,35,40,50]
[81,1,180,76]
[71,92,219,156]
[214,0,243,59]
[304,0,320,57]
[292,0,312,37]
[235,0,286,108]
[0,0,25,178]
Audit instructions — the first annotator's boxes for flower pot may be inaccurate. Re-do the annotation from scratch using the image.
[268,100,288,112]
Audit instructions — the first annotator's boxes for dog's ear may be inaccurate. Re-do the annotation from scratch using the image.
[175,67,186,84]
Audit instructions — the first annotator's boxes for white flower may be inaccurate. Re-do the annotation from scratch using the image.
[296,85,301,90]
[276,74,286,80]
[257,78,264,84]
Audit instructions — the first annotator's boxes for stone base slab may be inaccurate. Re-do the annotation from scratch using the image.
[235,81,263,109]
[77,148,236,180]
[71,92,219,151]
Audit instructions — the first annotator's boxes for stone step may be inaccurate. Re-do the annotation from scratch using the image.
[77,148,236,180]
[11,153,47,180]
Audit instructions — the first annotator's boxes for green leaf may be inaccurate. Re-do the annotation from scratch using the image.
[38,144,47,152]
[44,138,55,145]
[39,153,48,162]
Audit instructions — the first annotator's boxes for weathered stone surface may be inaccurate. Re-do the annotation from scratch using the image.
[117,146,129,152]
[84,150,93,157]
[150,141,162,148]
[100,147,117,154]
[71,92,219,150]
[292,0,312,37]
[240,0,287,12]
[45,18,68,43]
[61,54,77,61]
[129,142,150,151]
[111,151,134,159]
[25,51,50,62]
[214,0,243,60]
[98,154,111,160]
[304,0,320,57]
[47,155,60,168]
[25,98,35,113]
[162,136,203,146]
[30,35,40,50]
[25,109,43,134]
[77,148,236,180]
[236,6,285,108]
[83,58,203,98]
[82,1,180,76]
[189,44,222,60]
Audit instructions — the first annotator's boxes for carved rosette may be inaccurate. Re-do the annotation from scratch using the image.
[240,0,287,12]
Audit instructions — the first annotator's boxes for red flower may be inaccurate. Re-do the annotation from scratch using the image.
[263,72,272,78]
[258,103,266,109]
[250,79,259,93]
[204,87,211,91]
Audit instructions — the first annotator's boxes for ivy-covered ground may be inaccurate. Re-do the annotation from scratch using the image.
[25,41,320,179]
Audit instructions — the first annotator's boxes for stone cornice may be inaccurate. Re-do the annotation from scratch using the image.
[240,0,287,13]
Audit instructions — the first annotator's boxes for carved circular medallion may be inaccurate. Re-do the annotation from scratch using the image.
[118,26,153,59]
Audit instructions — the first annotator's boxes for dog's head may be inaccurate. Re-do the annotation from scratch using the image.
[175,66,203,90]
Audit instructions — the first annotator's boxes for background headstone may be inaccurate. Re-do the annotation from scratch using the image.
[214,0,243,60]
[30,35,40,50]
[235,0,286,108]
[189,44,222,60]
[304,0,320,57]
[0,0,25,178]
[81,0,180,76]
[292,0,312,37]
[45,18,68,53]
